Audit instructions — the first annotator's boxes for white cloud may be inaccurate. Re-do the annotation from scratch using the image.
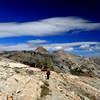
[42,42,99,52]
[27,39,48,44]
[42,42,99,47]
[64,47,74,51]
[93,44,100,51]
[53,46,63,50]
[45,46,74,51]
[0,17,100,38]
[80,44,90,49]
[0,41,99,52]
[80,44,92,51]
[80,43,100,51]
[0,44,32,51]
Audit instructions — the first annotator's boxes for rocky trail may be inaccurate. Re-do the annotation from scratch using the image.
[0,58,100,100]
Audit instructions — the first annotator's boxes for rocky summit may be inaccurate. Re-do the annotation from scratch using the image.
[0,47,100,100]
[35,46,49,54]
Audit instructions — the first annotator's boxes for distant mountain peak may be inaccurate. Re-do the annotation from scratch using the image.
[53,50,65,54]
[35,46,48,54]
[53,50,78,59]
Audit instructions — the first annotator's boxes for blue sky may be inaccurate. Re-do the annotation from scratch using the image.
[0,0,100,57]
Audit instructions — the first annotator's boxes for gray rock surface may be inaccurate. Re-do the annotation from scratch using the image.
[0,58,100,100]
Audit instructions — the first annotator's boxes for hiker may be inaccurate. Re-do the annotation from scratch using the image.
[46,68,50,80]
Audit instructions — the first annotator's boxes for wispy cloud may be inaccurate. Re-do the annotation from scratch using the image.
[0,41,99,53]
[0,44,32,51]
[80,44,92,51]
[0,17,100,38]
[27,39,48,44]
[48,42,99,47]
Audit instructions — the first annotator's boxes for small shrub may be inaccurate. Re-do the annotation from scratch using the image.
[70,68,83,75]
[26,69,34,75]
[40,81,50,98]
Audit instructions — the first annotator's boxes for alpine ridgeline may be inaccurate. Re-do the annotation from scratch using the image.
[0,47,100,100]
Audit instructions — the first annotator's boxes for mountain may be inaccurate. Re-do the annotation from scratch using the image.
[53,50,78,59]
[89,57,100,66]
[0,47,100,78]
[0,57,100,100]
[35,46,49,54]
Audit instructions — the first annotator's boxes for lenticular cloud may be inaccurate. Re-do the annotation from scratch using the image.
[0,17,100,38]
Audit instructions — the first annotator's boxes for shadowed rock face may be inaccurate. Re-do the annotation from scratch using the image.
[0,58,100,100]
[0,47,100,77]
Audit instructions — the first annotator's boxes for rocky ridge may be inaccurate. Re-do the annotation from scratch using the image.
[0,47,100,78]
[0,57,100,100]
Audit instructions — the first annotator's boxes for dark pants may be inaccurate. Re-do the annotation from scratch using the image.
[47,74,50,79]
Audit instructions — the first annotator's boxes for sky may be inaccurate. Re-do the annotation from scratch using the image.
[0,0,100,57]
